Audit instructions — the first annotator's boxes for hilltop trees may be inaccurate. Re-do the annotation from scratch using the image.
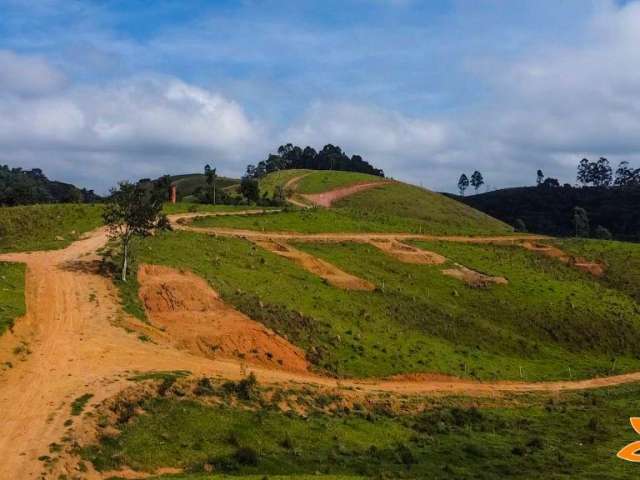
[614,161,640,186]
[577,157,613,187]
[103,181,169,282]
[204,164,218,204]
[245,143,384,179]
[536,170,544,186]
[470,171,484,192]
[457,174,469,195]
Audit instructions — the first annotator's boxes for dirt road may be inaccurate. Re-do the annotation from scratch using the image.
[300,180,391,207]
[0,220,633,478]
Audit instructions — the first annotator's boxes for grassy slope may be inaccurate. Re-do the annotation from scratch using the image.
[170,174,239,201]
[0,204,103,253]
[259,169,312,198]
[294,170,385,194]
[554,238,640,303]
[86,381,640,479]
[195,182,512,236]
[128,231,640,380]
[0,262,25,335]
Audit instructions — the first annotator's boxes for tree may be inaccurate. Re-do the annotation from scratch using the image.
[594,157,612,187]
[594,225,612,240]
[103,181,168,282]
[577,158,591,186]
[204,164,217,204]
[614,161,640,186]
[572,206,589,237]
[470,171,484,192]
[536,169,544,186]
[457,174,469,196]
[541,177,560,188]
[239,177,260,203]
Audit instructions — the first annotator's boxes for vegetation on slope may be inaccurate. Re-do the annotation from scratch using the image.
[83,376,640,479]
[168,174,239,202]
[198,175,512,236]
[125,231,640,380]
[0,262,25,335]
[259,169,312,198]
[554,238,640,303]
[0,204,103,253]
[294,170,385,194]
[0,165,99,206]
[456,185,640,241]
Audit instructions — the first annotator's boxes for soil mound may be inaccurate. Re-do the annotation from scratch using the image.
[252,239,375,291]
[521,241,605,277]
[369,239,446,264]
[137,264,309,372]
[442,265,508,287]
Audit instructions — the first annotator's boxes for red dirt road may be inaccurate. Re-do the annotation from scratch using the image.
[300,180,391,207]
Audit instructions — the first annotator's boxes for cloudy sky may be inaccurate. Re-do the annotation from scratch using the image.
[1,0,639,193]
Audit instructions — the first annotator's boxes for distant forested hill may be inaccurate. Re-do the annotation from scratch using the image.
[0,166,100,206]
[452,185,640,241]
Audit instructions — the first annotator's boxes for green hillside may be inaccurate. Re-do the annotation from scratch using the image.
[194,170,512,236]
[170,174,240,201]
[0,204,104,253]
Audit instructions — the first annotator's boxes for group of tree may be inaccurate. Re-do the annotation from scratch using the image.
[457,171,484,195]
[538,158,640,189]
[245,143,384,179]
[0,165,99,206]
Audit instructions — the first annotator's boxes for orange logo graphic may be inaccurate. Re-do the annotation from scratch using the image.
[618,418,640,462]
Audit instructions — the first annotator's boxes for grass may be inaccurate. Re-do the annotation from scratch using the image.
[194,178,513,236]
[125,231,640,380]
[259,169,313,198]
[84,380,640,479]
[0,203,103,253]
[71,393,94,416]
[161,203,276,216]
[554,238,640,303]
[293,170,385,194]
[0,262,25,335]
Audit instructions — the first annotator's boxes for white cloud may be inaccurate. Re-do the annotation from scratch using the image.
[0,49,67,95]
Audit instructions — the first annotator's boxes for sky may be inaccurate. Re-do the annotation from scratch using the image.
[1,0,639,193]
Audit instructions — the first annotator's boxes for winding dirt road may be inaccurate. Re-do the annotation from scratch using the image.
[0,213,634,478]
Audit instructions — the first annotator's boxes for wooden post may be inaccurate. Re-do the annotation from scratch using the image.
[170,185,177,204]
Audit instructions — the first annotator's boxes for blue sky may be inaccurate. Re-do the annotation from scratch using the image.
[1,0,639,193]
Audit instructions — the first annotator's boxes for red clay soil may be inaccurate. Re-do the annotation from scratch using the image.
[442,265,508,287]
[252,239,375,291]
[368,239,446,264]
[520,241,605,277]
[137,264,309,372]
[300,180,392,207]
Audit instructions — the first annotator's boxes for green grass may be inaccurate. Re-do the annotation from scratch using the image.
[293,170,384,194]
[170,174,239,201]
[259,169,313,198]
[71,393,94,416]
[194,179,513,236]
[0,262,25,335]
[554,238,640,303]
[126,231,640,380]
[162,203,276,216]
[85,382,640,479]
[0,203,103,253]
[336,182,512,235]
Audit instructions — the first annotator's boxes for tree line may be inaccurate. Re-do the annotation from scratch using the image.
[0,165,99,206]
[245,143,384,179]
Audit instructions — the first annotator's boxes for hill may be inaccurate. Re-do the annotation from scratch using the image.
[199,169,513,236]
[0,165,100,206]
[454,185,640,241]
[167,173,240,202]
